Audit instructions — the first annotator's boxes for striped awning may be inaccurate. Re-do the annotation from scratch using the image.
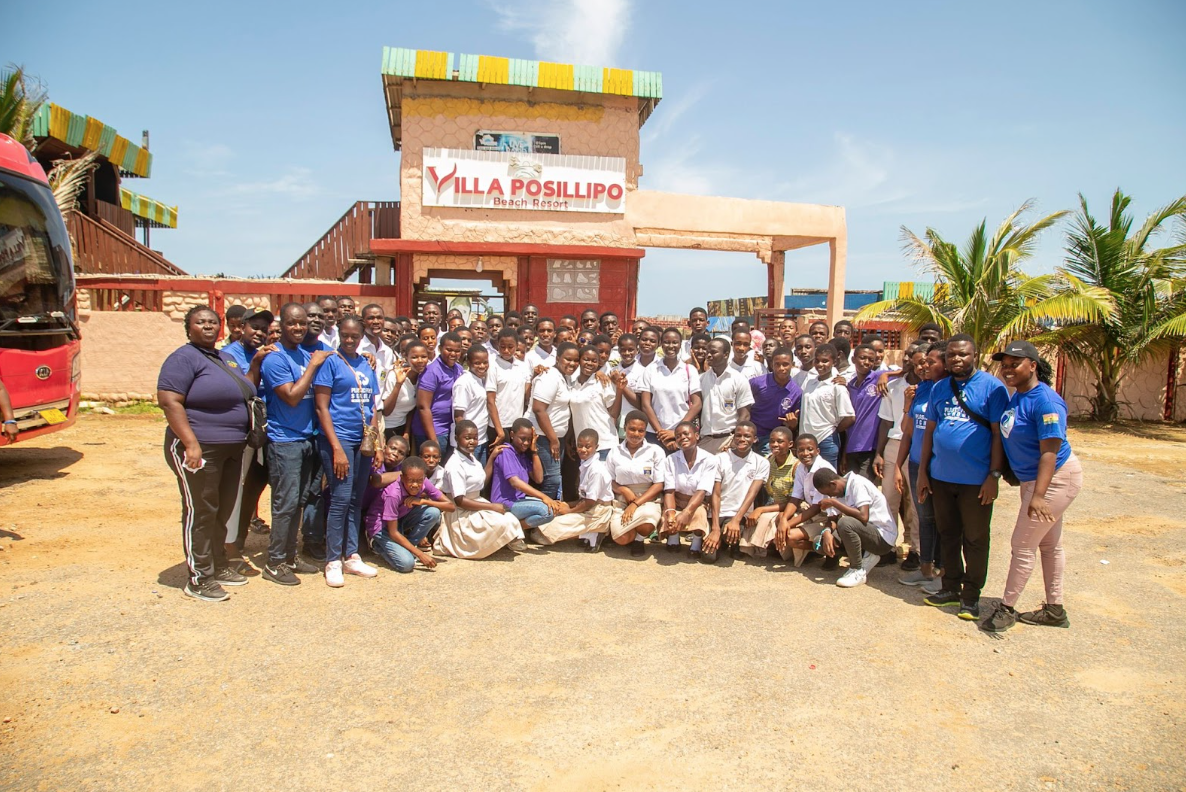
[31,103,153,178]
[119,188,177,228]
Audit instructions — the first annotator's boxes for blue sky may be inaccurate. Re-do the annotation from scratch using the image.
[5,0,1184,315]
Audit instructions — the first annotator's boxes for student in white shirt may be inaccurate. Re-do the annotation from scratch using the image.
[317,295,340,349]
[569,346,623,460]
[831,337,855,382]
[451,347,492,463]
[776,434,838,567]
[534,428,615,550]
[529,342,580,500]
[661,421,717,556]
[639,328,703,450]
[798,343,855,469]
[526,317,558,372]
[679,307,709,360]
[360,303,397,411]
[383,340,428,437]
[813,468,897,588]
[607,411,667,556]
[792,335,818,389]
[729,330,766,380]
[704,422,768,564]
[485,328,531,446]
[874,347,922,568]
[699,338,755,453]
[433,420,525,559]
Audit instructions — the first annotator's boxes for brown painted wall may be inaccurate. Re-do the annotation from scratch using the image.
[79,311,184,401]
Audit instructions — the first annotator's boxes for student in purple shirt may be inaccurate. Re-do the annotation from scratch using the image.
[845,344,883,481]
[489,418,563,533]
[369,456,454,573]
[413,331,465,460]
[747,346,802,456]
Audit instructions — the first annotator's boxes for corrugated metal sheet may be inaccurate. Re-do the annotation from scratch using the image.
[120,187,178,229]
[32,103,153,177]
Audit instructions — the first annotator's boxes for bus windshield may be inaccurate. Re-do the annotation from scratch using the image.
[0,168,75,326]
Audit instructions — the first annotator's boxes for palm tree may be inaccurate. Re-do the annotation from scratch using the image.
[1031,190,1186,422]
[0,66,46,150]
[856,201,1113,365]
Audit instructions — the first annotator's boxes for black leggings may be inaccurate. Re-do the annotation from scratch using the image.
[163,431,245,587]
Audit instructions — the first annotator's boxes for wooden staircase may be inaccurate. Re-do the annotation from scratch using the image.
[281,201,400,281]
[67,211,186,276]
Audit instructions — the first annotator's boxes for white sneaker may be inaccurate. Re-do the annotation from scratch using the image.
[837,567,867,588]
[343,554,377,578]
[921,577,943,595]
[860,551,879,573]
[325,560,344,588]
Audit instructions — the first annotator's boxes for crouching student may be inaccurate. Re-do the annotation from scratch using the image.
[361,435,409,552]
[533,429,615,550]
[734,425,797,560]
[812,468,897,588]
[370,456,455,573]
[775,434,837,567]
[433,420,526,559]
[704,421,769,564]
[607,411,667,556]
[661,421,717,557]
[489,418,563,534]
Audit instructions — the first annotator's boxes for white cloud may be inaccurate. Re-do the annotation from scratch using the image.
[491,0,631,66]
[181,142,235,178]
[226,167,318,200]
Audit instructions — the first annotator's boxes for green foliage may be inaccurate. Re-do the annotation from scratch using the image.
[0,66,46,149]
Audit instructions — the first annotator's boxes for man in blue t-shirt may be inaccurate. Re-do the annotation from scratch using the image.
[918,334,1009,621]
[259,303,331,586]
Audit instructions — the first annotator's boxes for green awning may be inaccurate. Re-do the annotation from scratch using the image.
[120,188,177,228]
[32,103,153,178]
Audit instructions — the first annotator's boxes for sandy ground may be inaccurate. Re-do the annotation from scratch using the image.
[0,413,1184,791]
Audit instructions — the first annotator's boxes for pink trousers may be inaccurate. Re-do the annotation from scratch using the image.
[1002,454,1083,607]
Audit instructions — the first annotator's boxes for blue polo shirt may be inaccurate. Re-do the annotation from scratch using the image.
[925,371,1008,485]
[313,352,378,445]
[907,380,934,466]
[221,340,266,397]
[261,345,318,442]
[1000,382,1072,481]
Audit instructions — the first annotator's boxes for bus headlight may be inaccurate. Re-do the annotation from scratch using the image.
[71,353,81,382]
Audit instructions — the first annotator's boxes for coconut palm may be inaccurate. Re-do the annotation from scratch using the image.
[1031,190,1186,422]
[0,66,46,150]
[856,201,1113,364]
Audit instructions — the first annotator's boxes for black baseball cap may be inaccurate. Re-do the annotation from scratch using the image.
[242,309,275,325]
[992,340,1041,362]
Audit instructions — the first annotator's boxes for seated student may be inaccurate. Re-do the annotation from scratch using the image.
[370,456,455,573]
[775,434,837,567]
[361,435,410,543]
[433,420,525,559]
[812,468,897,588]
[418,439,445,490]
[799,343,855,468]
[660,421,717,556]
[607,411,667,556]
[704,422,769,563]
[533,428,616,550]
[490,418,564,533]
[452,346,492,464]
[736,426,797,559]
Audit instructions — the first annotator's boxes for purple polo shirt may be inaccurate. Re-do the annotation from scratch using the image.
[491,447,531,507]
[846,370,882,453]
[370,477,445,538]
[411,357,463,438]
[748,373,803,436]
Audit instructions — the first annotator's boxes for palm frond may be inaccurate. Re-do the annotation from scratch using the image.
[47,151,99,215]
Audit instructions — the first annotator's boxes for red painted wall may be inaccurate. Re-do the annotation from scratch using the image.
[519,256,639,322]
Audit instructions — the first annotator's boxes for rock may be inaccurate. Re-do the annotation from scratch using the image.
[109,707,120,714]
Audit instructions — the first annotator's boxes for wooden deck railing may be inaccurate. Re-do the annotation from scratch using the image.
[282,201,400,281]
[67,211,186,277]
[95,200,136,239]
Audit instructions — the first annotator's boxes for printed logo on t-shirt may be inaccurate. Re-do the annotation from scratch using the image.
[1000,407,1016,438]
[724,399,735,411]
[941,402,969,423]
[914,402,929,431]
[642,466,652,477]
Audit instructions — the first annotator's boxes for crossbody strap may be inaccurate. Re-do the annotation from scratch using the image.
[950,375,991,430]
[204,346,257,406]
[335,352,372,428]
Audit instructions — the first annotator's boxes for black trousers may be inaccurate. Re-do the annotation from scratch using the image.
[930,477,994,603]
[164,431,245,587]
[234,449,269,552]
[846,451,878,484]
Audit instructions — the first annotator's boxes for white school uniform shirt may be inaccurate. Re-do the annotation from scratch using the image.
[569,374,618,451]
[441,450,486,498]
[793,367,819,390]
[638,359,702,432]
[840,471,896,544]
[878,377,909,441]
[877,362,901,372]
[791,455,835,506]
[663,448,718,497]
[833,360,855,382]
[319,325,339,349]
[528,367,574,437]
[578,456,614,503]
[728,356,766,381]
[359,335,397,400]
[450,371,490,446]
[527,344,557,369]
[606,441,666,489]
[483,339,497,356]
[486,354,531,429]
[386,375,418,424]
[428,465,445,490]
[699,366,755,436]
[799,373,855,443]
[715,449,771,517]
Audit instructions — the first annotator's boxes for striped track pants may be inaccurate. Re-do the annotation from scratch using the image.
[163,431,245,587]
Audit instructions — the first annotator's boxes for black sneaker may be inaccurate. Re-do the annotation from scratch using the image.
[303,542,327,561]
[877,551,897,567]
[184,580,229,602]
[287,557,320,574]
[821,555,840,571]
[957,601,980,621]
[630,541,646,557]
[1018,603,1070,628]
[249,517,270,535]
[900,551,921,571]
[263,563,300,586]
[981,603,1017,632]
[924,590,961,608]
[228,558,260,577]
[212,567,249,587]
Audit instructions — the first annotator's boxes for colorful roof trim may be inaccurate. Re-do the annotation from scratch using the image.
[119,188,177,229]
[31,103,153,178]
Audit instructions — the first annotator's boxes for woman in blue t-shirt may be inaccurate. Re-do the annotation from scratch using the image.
[313,316,381,587]
[981,341,1082,633]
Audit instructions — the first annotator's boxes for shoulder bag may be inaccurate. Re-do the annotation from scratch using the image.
[210,352,268,449]
[949,375,1018,486]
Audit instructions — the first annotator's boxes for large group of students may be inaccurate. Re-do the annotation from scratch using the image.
[157,299,1082,634]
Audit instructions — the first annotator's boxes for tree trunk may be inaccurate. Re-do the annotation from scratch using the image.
[1093,354,1122,423]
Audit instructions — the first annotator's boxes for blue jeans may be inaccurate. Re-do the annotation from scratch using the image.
[535,439,562,500]
[317,437,369,562]
[369,504,441,573]
[473,442,489,466]
[265,438,319,566]
[413,429,453,464]
[909,459,940,566]
[816,433,840,470]
[510,497,553,528]
[301,480,327,547]
[753,434,771,456]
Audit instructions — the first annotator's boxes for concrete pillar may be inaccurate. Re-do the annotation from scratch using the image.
[375,257,393,287]
[826,236,847,330]
[766,250,785,313]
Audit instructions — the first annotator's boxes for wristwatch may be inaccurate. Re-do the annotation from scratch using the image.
[989,470,1003,480]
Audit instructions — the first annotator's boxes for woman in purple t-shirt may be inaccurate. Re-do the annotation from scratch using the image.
[489,419,562,534]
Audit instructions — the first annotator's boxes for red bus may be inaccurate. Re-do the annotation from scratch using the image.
[0,133,81,445]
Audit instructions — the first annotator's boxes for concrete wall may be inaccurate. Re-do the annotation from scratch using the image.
[79,311,184,401]
[1061,356,1171,421]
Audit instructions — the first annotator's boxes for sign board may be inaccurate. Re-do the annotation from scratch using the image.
[474,131,561,155]
[547,260,600,303]
[422,148,626,214]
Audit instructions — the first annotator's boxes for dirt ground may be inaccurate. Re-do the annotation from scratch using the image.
[0,413,1184,791]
